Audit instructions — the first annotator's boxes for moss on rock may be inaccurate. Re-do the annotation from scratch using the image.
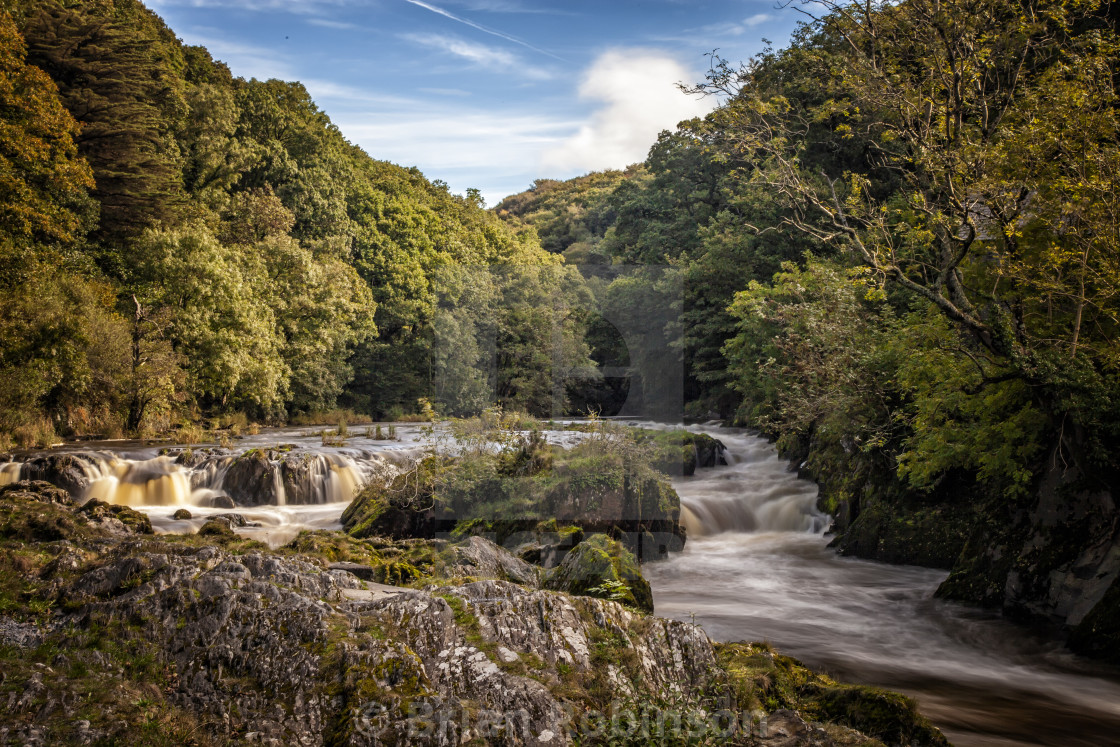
[543,533,653,613]
[716,643,949,747]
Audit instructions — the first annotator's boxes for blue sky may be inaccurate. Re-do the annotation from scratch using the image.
[146,0,804,205]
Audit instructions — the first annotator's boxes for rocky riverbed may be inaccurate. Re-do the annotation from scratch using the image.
[0,478,947,746]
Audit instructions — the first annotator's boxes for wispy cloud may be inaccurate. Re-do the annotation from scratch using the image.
[333,106,582,204]
[650,12,780,47]
[306,17,364,30]
[440,0,576,14]
[401,0,564,61]
[542,49,714,172]
[419,87,473,97]
[401,33,552,79]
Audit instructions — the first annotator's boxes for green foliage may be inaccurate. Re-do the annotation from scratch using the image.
[716,642,948,746]
[543,533,653,613]
[1,0,600,441]
[0,10,93,250]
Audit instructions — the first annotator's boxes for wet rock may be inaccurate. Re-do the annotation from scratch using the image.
[204,493,235,509]
[446,536,541,587]
[210,512,259,528]
[328,561,376,580]
[19,454,96,497]
[221,449,276,505]
[172,508,192,520]
[543,534,653,613]
[76,500,153,535]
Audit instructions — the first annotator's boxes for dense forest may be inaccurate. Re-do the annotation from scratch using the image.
[496,0,1120,654]
[5,0,1118,501]
[0,0,594,449]
[5,0,1120,633]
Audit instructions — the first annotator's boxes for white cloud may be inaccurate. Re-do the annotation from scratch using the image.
[306,17,363,30]
[183,35,297,80]
[401,33,551,78]
[541,49,714,172]
[332,107,581,204]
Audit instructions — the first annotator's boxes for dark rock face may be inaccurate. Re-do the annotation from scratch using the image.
[19,454,96,497]
[813,436,1120,663]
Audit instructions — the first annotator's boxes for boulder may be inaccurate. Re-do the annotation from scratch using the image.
[172,508,192,520]
[210,512,258,528]
[77,500,153,535]
[327,561,377,581]
[19,453,95,497]
[204,493,236,509]
[445,536,540,587]
[221,449,276,505]
[543,533,653,613]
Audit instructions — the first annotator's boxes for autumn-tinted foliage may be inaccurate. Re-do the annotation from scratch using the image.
[0,1,592,445]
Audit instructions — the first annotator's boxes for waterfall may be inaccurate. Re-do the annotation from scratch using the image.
[1,462,23,485]
[6,448,406,509]
[672,428,827,536]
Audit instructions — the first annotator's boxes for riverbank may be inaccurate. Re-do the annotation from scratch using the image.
[0,478,945,746]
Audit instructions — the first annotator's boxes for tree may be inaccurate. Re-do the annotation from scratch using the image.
[18,0,186,255]
[0,9,93,253]
[693,0,1120,463]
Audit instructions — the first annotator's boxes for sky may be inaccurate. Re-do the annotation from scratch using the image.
[146,0,805,206]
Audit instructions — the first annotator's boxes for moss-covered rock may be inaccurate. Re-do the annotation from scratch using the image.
[543,533,653,613]
[0,482,89,542]
[197,518,236,538]
[641,429,728,476]
[342,456,451,539]
[77,500,154,535]
[716,642,949,747]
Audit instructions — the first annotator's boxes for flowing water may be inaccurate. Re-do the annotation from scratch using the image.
[0,425,431,547]
[643,425,1120,746]
[6,421,1120,743]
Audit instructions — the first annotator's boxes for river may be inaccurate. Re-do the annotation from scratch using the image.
[6,422,1120,744]
[644,425,1120,747]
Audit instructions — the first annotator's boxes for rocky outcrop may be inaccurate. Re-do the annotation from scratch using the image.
[0,477,945,746]
[543,534,652,613]
[807,433,1120,664]
[342,454,687,564]
[647,430,729,476]
[12,545,921,745]
[17,454,95,497]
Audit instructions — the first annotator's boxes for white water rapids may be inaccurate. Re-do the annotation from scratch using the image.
[645,425,1120,747]
[6,421,1120,744]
